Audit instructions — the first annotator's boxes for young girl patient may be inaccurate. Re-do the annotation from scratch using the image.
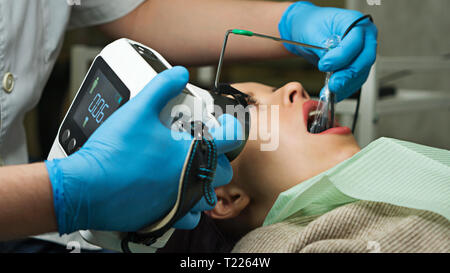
[161,81,449,253]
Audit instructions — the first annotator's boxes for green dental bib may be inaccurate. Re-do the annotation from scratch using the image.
[264,138,450,226]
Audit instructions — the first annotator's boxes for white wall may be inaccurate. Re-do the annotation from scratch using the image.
[348,0,450,91]
[346,0,450,149]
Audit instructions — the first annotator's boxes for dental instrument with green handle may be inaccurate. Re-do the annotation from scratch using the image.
[214,28,335,134]
[214,29,327,91]
[214,15,373,134]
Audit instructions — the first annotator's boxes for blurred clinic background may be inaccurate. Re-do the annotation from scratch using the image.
[26,0,450,162]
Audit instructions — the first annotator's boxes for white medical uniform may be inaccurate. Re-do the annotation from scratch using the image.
[0,0,145,249]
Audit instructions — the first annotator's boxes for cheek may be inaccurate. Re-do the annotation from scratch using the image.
[276,118,319,182]
[234,138,289,200]
[269,137,314,184]
[239,105,312,195]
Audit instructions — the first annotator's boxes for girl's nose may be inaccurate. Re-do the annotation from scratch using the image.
[282,82,310,106]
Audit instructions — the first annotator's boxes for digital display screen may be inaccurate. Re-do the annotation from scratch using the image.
[60,56,130,155]
[72,69,124,137]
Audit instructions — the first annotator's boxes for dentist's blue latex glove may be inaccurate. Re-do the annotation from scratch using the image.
[45,66,242,235]
[279,1,378,102]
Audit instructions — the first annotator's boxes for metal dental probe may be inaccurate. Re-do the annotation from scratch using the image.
[214,17,373,134]
[214,29,332,134]
[214,29,328,90]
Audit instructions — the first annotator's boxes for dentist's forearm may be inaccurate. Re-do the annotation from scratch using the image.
[0,163,57,241]
[100,0,294,66]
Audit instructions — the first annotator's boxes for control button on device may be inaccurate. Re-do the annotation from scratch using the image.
[68,138,77,153]
[62,129,71,143]
[2,72,14,93]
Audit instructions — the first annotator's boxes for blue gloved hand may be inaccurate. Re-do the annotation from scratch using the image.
[45,66,243,234]
[279,1,378,102]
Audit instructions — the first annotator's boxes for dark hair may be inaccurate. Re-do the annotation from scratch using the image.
[157,213,237,253]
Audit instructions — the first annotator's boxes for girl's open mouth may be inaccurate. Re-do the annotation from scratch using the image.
[303,100,351,135]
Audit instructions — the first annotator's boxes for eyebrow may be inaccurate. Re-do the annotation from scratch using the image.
[229,82,278,93]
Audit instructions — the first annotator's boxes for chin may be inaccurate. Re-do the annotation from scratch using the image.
[333,138,361,163]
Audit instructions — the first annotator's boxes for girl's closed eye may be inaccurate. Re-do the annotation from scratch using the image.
[247,94,259,105]
[246,86,279,105]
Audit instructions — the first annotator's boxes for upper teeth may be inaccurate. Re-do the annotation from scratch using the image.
[309,110,321,117]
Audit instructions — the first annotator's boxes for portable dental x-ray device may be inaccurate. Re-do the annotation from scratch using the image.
[48,38,249,253]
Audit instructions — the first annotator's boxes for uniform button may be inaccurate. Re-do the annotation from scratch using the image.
[2,72,14,93]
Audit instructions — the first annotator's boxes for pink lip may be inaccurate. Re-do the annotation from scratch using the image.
[302,100,352,135]
[317,126,352,135]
